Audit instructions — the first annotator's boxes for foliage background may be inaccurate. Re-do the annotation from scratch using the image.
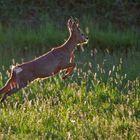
[0,0,139,28]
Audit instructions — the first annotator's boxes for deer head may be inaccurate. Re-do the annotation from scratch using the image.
[67,17,88,45]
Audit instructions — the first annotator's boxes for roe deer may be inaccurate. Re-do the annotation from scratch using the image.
[0,17,88,102]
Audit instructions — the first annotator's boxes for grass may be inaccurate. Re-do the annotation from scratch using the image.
[0,49,140,139]
[0,20,139,52]
[0,21,140,139]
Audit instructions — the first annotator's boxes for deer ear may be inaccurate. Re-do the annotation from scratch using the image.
[67,17,74,31]
[74,17,79,27]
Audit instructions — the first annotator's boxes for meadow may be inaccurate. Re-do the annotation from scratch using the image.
[0,21,140,139]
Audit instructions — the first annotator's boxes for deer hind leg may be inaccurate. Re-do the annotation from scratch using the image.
[0,88,20,103]
[0,76,17,95]
[0,81,28,103]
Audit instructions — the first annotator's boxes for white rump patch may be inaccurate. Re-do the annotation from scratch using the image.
[14,67,23,74]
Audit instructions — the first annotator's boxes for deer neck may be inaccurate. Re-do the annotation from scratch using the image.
[63,33,77,54]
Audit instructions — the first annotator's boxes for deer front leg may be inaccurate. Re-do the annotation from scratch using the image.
[62,63,75,80]
[62,52,75,80]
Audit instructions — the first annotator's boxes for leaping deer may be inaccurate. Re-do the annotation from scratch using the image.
[0,17,88,102]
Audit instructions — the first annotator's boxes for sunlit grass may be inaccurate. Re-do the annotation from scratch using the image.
[0,50,140,139]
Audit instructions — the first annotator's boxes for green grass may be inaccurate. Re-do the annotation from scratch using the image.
[0,49,140,139]
[0,23,67,50]
[0,20,139,52]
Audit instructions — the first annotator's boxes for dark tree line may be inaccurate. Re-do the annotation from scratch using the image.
[0,0,139,27]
